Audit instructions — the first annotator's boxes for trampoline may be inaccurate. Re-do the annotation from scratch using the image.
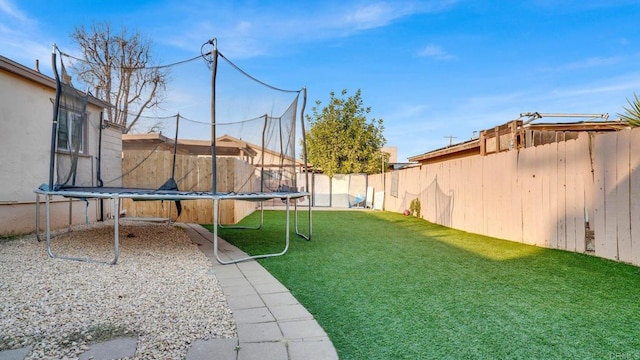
[36,39,312,265]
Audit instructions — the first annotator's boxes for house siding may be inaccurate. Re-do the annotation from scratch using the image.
[0,56,118,236]
[101,123,124,187]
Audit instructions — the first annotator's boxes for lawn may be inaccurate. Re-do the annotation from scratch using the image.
[210,210,640,359]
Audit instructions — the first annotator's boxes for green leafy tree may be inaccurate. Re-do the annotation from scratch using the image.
[618,92,640,127]
[305,89,386,177]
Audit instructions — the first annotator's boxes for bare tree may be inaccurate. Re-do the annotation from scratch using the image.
[70,22,168,133]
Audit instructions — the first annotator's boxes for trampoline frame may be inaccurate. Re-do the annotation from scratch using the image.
[35,187,311,265]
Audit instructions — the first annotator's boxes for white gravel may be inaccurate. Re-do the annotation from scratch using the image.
[0,221,236,359]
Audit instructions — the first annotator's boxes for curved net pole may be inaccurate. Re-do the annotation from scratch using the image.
[210,42,218,195]
[171,114,180,180]
[165,113,181,222]
[37,46,64,243]
[295,87,312,240]
[262,114,267,193]
[49,46,62,190]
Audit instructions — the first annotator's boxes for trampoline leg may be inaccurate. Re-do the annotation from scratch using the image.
[294,197,312,241]
[213,196,292,265]
[43,194,119,265]
[35,194,42,242]
[111,195,120,265]
[213,198,221,262]
[45,195,55,258]
[68,198,72,233]
[218,200,264,230]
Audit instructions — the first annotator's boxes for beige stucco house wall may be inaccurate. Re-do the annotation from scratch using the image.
[0,55,119,236]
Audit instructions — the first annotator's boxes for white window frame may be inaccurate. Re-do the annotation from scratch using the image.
[57,108,85,153]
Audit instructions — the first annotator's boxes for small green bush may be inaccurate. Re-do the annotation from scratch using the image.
[409,198,421,218]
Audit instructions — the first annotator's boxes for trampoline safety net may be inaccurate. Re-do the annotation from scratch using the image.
[37,39,312,266]
[48,40,309,202]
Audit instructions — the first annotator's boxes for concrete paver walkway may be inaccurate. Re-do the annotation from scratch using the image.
[0,224,338,360]
[183,223,338,360]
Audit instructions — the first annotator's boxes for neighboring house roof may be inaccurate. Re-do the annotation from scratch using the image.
[122,132,257,157]
[408,118,630,164]
[0,55,109,109]
[408,138,481,165]
[122,133,305,166]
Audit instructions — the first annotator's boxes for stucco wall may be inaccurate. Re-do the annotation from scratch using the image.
[0,68,55,203]
[0,60,118,236]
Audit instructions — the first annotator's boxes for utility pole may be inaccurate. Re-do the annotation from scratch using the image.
[444,136,457,146]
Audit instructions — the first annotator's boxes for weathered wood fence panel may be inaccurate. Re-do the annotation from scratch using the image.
[593,132,618,261]
[616,130,632,263]
[630,130,640,265]
[370,127,640,266]
[121,151,257,224]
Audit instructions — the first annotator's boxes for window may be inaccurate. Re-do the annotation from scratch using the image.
[57,108,85,152]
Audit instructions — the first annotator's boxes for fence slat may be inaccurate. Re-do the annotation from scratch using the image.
[542,143,555,248]
[616,129,632,263]
[630,129,640,265]
[556,140,567,250]
[564,139,577,252]
[575,134,589,252]
[509,151,523,243]
[594,132,618,260]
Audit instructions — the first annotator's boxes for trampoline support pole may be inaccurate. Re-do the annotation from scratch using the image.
[217,200,264,230]
[294,200,312,241]
[112,195,120,265]
[35,193,42,242]
[43,193,120,265]
[213,197,292,265]
[68,198,72,232]
[45,195,54,259]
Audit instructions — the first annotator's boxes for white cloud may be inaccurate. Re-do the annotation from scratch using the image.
[235,21,252,33]
[0,0,56,72]
[397,103,430,118]
[342,3,404,30]
[550,77,640,98]
[540,55,627,73]
[0,0,29,22]
[159,1,460,58]
[417,44,456,60]
[334,1,458,33]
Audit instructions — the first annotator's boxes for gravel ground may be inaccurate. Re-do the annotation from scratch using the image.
[0,221,236,359]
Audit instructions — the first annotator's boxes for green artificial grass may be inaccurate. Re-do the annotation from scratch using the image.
[207,211,640,359]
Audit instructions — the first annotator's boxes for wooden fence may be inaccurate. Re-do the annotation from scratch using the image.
[369,128,640,266]
[121,150,258,224]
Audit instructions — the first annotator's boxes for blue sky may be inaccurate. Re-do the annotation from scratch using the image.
[2,0,640,161]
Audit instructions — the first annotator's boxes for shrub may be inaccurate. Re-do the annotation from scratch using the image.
[409,198,421,218]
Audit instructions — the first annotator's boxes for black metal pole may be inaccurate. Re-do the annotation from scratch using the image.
[97,111,104,187]
[300,88,310,194]
[261,115,267,192]
[97,111,104,221]
[172,113,180,180]
[211,48,218,194]
[49,46,61,190]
